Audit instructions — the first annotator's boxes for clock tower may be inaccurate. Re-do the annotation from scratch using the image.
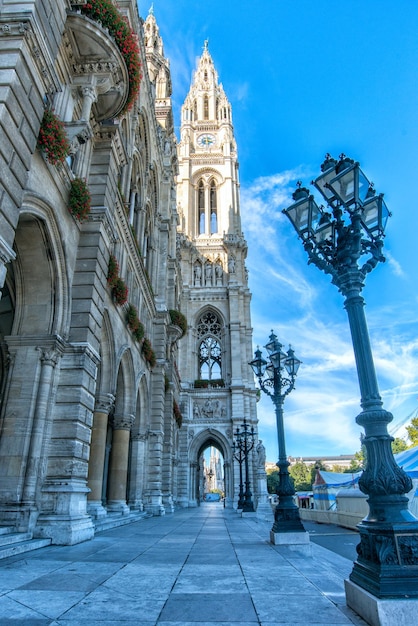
[176,43,262,510]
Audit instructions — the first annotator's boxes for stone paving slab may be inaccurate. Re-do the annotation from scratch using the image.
[0,504,368,625]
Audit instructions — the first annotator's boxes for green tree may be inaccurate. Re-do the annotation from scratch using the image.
[406,417,418,448]
[345,456,363,473]
[266,469,279,494]
[289,461,312,491]
[310,460,327,484]
[391,437,408,454]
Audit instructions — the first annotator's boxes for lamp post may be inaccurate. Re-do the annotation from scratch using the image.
[208,468,214,492]
[232,436,245,509]
[233,418,255,512]
[250,334,307,543]
[283,154,418,602]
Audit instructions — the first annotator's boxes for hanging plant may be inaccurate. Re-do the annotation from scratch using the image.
[112,277,128,306]
[169,309,187,337]
[142,337,156,367]
[107,254,119,286]
[68,177,91,221]
[173,400,183,428]
[37,109,70,165]
[81,1,142,114]
[126,303,144,342]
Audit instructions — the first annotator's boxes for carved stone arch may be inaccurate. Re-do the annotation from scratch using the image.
[11,201,70,337]
[188,428,233,505]
[114,347,136,418]
[190,428,232,465]
[131,370,148,436]
[195,304,226,332]
[192,167,224,186]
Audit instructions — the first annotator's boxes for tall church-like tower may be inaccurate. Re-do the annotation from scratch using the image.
[176,43,259,507]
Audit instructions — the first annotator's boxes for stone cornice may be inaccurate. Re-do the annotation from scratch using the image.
[0,15,61,95]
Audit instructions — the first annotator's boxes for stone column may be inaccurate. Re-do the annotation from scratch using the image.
[224,460,233,509]
[107,413,134,514]
[128,432,148,511]
[80,85,97,122]
[87,393,115,519]
[189,461,198,507]
[21,346,62,517]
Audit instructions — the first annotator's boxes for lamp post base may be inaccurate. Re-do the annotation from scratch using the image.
[270,529,311,555]
[271,501,306,534]
[345,578,418,626]
[349,520,418,598]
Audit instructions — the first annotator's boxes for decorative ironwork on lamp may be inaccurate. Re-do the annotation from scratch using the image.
[249,332,304,536]
[283,153,418,600]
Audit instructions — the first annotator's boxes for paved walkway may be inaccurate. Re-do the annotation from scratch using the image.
[0,504,368,625]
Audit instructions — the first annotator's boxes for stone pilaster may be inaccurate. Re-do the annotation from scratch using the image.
[128,432,148,511]
[35,343,99,545]
[87,393,115,519]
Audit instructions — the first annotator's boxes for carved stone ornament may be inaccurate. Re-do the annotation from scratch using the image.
[112,413,135,430]
[398,535,418,566]
[95,393,115,414]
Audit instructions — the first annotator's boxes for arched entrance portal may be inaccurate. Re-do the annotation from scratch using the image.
[201,445,224,501]
[189,429,234,508]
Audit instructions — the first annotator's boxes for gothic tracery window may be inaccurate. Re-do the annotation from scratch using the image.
[210,180,217,234]
[198,180,205,234]
[197,311,222,380]
[196,178,219,236]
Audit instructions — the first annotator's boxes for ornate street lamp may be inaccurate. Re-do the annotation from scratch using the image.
[283,154,418,602]
[250,334,307,543]
[232,418,255,512]
[208,468,214,492]
[232,436,245,509]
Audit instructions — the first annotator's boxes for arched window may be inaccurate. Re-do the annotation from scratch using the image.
[193,100,197,121]
[204,95,209,120]
[210,180,217,234]
[197,311,223,380]
[198,180,205,234]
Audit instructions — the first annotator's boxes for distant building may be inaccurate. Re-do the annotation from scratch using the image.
[266,455,355,473]
[289,455,355,469]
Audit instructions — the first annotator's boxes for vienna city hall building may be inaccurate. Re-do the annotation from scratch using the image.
[0,1,261,546]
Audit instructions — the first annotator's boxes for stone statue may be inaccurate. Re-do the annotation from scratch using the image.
[205,263,212,285]
[256,440,266,468]
[194,263,201,284]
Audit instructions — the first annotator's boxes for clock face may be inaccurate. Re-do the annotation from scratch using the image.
[197,133,216,148]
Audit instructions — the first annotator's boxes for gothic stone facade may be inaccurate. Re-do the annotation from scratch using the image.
[0,1,260,545]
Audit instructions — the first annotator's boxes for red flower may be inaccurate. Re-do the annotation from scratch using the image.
[38,109,70,165]
[68,178,91,222]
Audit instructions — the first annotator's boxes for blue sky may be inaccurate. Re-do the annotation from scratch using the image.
[138,1,418,462]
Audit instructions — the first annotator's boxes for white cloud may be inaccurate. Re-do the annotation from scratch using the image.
[385,250,405,278]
